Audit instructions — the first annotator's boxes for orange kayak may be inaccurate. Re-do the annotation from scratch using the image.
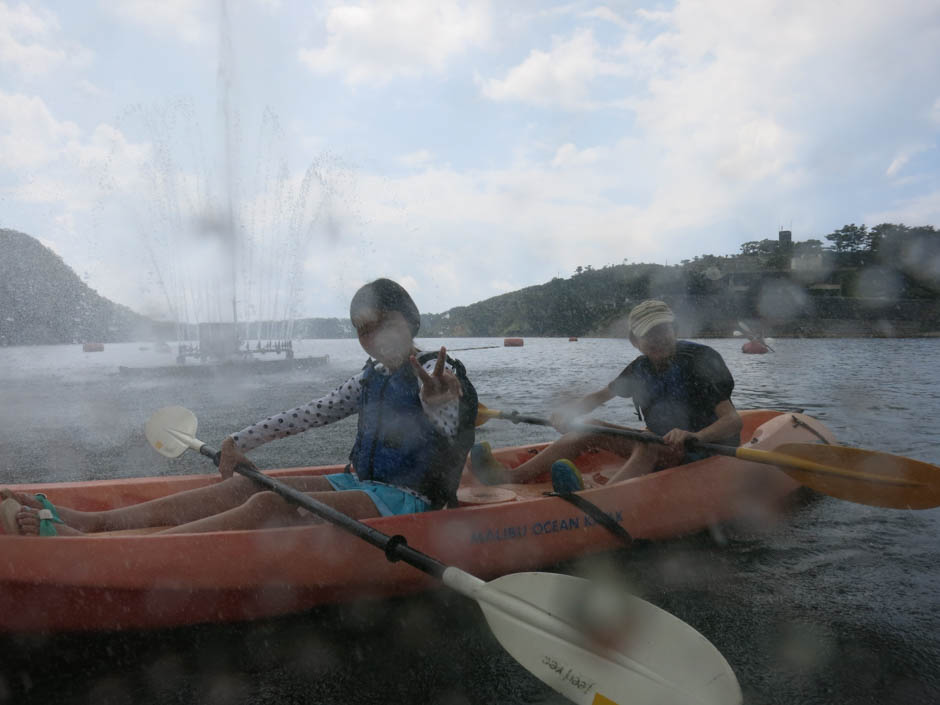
[742,340,771,354]
[0,409,835,633]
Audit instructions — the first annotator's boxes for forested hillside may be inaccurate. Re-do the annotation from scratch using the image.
[418,223,940,337]
[0,229,153,345]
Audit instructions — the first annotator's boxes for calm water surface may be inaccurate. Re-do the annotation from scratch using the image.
[1,337,939,704]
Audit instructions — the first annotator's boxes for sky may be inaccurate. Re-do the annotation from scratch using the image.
[2,0,939,322]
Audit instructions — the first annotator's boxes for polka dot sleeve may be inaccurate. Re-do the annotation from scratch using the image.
[230,372,365,452]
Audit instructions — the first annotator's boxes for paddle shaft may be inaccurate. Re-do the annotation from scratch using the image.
[447,345,501,351]
[491,410,921,488]
[195,444,447,579]
[494,410,711,451]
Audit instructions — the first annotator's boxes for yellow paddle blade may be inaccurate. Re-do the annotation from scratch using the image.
[770,443,940,510]
[475,403,502,427]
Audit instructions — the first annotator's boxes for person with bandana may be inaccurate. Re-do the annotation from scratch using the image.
[471,299,741,486]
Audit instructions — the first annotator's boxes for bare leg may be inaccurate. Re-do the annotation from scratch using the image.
[499,432,637,483]
[2,475,335,532]
[604,443,659,484]
[159,489,380,535]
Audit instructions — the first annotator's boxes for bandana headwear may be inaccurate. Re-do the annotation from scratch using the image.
[628,299,675,338]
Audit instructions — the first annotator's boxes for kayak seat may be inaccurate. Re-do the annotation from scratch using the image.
[456,486,518,505]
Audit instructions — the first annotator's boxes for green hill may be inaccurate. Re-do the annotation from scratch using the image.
[416,222,940,338]
[0,229,153,345]
[420,264,669,337]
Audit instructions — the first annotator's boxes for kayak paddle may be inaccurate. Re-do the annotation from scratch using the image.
[475,405,940,510]
[145,406,741,705]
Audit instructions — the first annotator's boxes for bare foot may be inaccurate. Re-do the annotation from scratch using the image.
[0,490,101,531]
[0,490,43,509]
[0,499,84,536]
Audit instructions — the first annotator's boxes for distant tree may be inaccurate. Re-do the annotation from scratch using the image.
[870,223,920,258]
[825,223,870,253]
[794,239,824,254]
[685,268,722,296]
[740,241,761,256]
[741,240,779,257]
[739,239,787,269]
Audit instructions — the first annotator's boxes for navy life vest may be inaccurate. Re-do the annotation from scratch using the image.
[349,352,477,509]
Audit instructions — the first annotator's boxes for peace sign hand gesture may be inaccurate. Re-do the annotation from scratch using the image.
[410,347,463,406]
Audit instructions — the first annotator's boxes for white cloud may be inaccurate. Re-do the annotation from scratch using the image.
[400,149,433,168]
[886,151,913,178]
[581,6,628,28]
[618,9,809,188]
[551,142,603,167]
[477,0,931,252]
[101,0,280,42]
[7,119,151,213]
[347,150,685,297]
[0,91,81,169]
[76,79,106,99]
[0,2,92,76]
[480,29,626,109]
[298,0,490,85]
[397,274,420,294]
[866,190,940,227]
[481,0,940,205]
[103,0,210,44]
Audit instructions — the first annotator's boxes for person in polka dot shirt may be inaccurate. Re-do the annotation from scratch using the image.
[227,354,462,452]
[2,280,477,536]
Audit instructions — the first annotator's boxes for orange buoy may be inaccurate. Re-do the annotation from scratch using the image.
[503,338,524,347]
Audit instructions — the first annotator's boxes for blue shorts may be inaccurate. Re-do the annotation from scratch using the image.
[324,473,432,517]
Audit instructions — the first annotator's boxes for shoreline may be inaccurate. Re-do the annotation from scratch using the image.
[4,332,940,349]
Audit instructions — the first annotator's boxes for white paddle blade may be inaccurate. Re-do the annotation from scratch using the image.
[145,406,200,459]
[474,572,740,705]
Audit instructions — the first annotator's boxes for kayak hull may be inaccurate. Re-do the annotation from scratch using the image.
[0,410,835,633]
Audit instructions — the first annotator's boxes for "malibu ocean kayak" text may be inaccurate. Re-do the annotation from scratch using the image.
[469,510,624,544]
